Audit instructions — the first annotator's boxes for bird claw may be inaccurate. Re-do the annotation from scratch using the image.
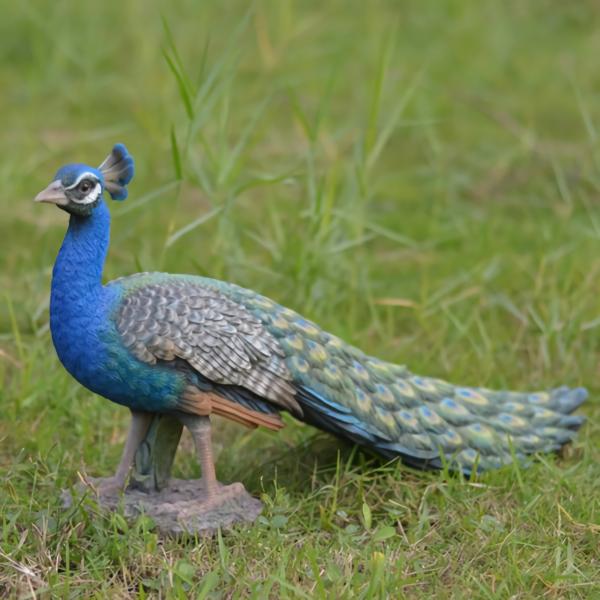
[85,476,126,497]
[197,481,249,512]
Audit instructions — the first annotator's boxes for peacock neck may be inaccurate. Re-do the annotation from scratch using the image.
[49,199,113,363]
[51,200,110,306]
[49,199,121,395]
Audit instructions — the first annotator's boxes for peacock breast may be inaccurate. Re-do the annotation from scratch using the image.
[49,283,185,412]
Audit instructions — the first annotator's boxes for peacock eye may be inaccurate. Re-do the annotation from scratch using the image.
[79,179,93,193]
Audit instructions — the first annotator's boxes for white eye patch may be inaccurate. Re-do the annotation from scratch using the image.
[73,182,102,205]
[65,172,102,205]
[65,171,96,190]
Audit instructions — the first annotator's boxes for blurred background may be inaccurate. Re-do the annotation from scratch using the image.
[0,1,599,596]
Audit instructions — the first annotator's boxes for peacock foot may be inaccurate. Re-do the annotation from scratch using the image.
[84,475,127,498]
[156,479,263,533]
[196,481,248,513]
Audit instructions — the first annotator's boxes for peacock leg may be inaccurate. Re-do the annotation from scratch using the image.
[179,413,246,509]
[94,410,153,495]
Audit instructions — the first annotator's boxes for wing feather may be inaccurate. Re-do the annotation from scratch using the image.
[114,278,301,415]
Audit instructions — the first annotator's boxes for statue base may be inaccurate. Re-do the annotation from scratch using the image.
[62,477,263,536]
[62,414,263,535]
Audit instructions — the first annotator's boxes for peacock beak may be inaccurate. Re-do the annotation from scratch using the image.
[35,180,68,205]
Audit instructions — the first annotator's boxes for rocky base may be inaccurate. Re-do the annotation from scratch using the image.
[62,477,263,536]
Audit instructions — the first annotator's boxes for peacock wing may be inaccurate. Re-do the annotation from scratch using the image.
[113,276,301,416]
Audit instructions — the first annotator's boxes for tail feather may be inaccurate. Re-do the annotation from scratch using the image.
[239,288,588,474]
[295,373,587,474]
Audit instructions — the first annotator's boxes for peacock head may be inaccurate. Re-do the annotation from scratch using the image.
[35,144,135,217]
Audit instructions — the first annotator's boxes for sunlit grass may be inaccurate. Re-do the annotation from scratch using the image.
[1,1,599,597]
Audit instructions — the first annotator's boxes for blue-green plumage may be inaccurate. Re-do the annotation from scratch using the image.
[40,144,588,478]
[48,197,186,413]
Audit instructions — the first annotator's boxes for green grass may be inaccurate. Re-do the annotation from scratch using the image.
[1,0,600,597]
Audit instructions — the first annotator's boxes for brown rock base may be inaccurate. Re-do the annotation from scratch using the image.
[62,478,263,536]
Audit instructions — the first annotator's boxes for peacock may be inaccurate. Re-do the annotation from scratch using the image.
[36,144,587,508]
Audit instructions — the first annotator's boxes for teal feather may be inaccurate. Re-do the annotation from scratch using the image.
[227,285,587,473]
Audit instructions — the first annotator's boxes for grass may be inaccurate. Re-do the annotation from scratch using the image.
[1,0,599,597]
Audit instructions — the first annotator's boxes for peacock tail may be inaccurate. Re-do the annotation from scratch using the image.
[113,273,587,474]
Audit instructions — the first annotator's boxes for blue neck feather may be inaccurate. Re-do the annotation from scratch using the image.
[51,200,111,302]
[50,201,112,388]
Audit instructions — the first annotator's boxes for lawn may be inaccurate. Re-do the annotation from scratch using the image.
[1,1,599,597]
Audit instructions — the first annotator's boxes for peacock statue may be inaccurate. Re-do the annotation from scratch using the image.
[36,144,587,509]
